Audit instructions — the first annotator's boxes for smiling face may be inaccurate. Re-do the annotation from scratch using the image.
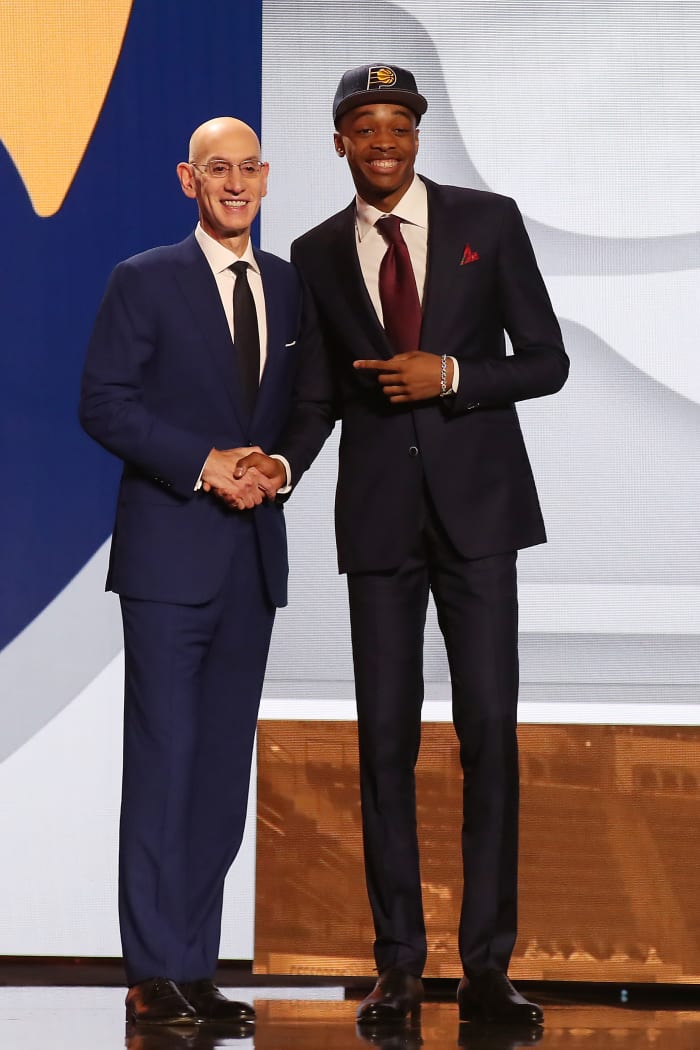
[334,103,419,212]
[177,117,268,252]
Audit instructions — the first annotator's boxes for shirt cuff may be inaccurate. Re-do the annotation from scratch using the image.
[194,453,211,491]
[271,453,292,494]
[449,357,460,394]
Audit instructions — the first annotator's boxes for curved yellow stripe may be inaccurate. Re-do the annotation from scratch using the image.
[0,0,133,217]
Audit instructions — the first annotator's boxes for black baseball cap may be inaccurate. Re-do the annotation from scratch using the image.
[333,63,428,126]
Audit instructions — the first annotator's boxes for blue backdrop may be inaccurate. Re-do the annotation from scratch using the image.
[0,0,262,652]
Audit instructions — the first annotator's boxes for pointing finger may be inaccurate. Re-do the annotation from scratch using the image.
[354,359,399,372]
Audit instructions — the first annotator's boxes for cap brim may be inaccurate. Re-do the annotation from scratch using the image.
[334,89,428,125]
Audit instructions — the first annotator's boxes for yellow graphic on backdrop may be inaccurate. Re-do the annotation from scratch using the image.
[0,0,133,217]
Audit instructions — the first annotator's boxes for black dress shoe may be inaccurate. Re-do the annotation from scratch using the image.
[126,1024,250,1048]
[355,1021,424,1047]
[356,968,424,1026]
[125,1022,202,1048]
[178,979,255,1023]
[457,1020,544,1047]
[457,971,543,1025]
[125,977,198,1026]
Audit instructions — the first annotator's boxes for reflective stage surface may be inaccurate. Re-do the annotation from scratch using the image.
[0,986,698,1050]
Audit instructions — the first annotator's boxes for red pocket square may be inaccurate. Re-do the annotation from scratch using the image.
[460,244,480,265]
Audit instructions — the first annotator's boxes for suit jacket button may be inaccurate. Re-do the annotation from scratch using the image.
[409,446,419,457]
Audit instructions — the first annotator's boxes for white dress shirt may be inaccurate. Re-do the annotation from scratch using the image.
[354,175,459,392]
[193,224,290,490]
[194,223,267,377]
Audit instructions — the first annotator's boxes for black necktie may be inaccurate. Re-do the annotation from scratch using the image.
[376,214,422,355]
[231,260,260,413]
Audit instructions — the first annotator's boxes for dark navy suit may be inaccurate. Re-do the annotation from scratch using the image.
[80,232,312,983]
[285,177,569,977]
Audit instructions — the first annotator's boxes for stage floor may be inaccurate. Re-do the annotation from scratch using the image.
[0,985,698,1049]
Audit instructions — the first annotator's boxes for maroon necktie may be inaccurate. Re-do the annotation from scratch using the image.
[376,214,422,355]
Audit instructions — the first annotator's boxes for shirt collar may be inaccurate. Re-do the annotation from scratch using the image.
[355,174,428,243]
[194,223,260,275]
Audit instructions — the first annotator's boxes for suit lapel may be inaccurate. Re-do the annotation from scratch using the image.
[325,205,394,360]
[252,250,282,425]
[419,179,458,354]
[172,233,248,426]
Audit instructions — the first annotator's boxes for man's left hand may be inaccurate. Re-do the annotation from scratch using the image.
[353,351,452,403]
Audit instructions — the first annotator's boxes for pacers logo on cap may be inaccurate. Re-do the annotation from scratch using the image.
[367,66,397,88]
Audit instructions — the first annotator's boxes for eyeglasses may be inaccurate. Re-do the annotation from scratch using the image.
[189,160,266,179]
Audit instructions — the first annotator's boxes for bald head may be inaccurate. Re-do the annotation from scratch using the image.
[177,115,269,253]
[188,117,261,165]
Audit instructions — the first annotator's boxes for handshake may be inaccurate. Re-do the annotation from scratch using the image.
[200,446,286,511]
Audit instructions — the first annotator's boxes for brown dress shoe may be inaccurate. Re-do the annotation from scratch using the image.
[457,970,544,1025]
[178,979,255,1023]
[357,968,424,1026]
[125,977,198,1025]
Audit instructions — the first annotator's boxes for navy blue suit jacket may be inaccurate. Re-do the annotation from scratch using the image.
[285,177,570,574]
[80,232,311,608]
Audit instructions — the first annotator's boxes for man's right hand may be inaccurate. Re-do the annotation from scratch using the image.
[234,452,287,500]
[201,447,267,509]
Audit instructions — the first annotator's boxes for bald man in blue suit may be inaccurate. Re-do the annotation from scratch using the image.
[80,117,320,1028]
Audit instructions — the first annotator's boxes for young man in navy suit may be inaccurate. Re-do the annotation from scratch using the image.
[80,117,313,1027]
[246,64,569,1028]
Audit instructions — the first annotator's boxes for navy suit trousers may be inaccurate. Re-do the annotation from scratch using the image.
[118,519,274,984]
[347,495,520,977]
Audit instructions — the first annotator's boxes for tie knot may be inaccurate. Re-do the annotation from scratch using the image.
[231,260,249,277]
[376,214,404,244]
